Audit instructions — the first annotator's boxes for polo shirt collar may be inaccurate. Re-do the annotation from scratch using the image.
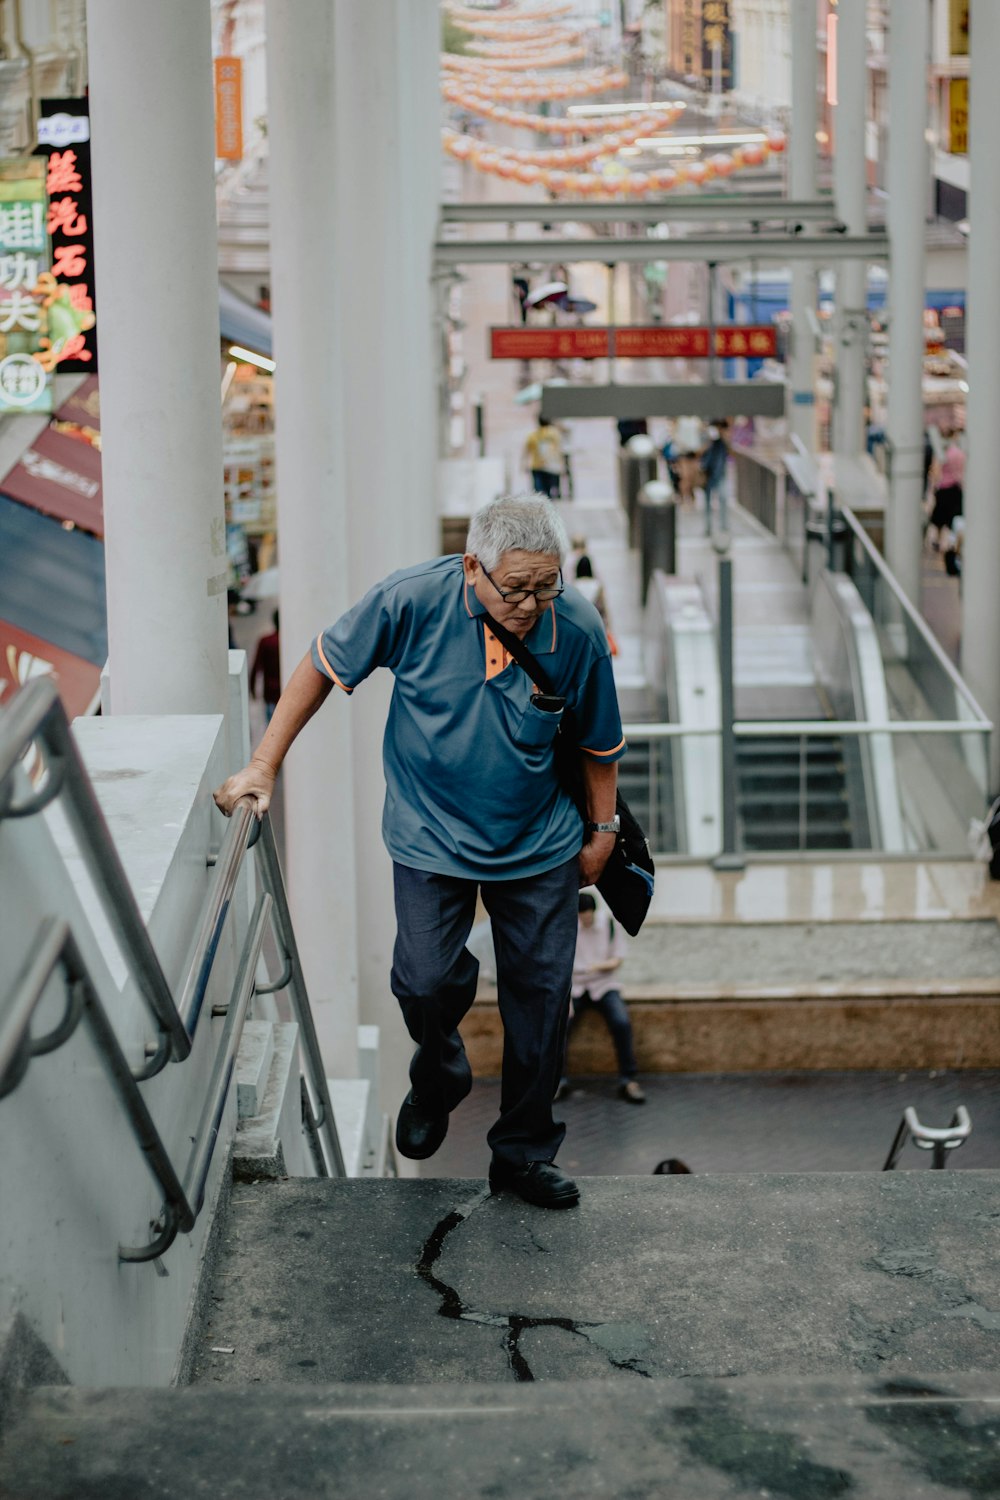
[462,577,557,655]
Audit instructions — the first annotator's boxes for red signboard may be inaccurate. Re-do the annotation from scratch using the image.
[1,423,103,536]
[0,618,100,720]
[490,325,777,360]
[490,327,610,360]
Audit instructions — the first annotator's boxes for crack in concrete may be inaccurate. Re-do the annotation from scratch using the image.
[416,1192,652,1383]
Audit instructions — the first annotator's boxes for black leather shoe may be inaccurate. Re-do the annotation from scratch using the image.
[395,1090,448,1161]
[488,1160,580,1209]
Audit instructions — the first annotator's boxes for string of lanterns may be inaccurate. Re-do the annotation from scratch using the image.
[440,114,686,169]
[443,46,587,71]
[465,29,581,54]
[442,126,786,196]
[446,2,573,28]
[442,82,683,136]
[440,65,628,102]
[440,0,786,198]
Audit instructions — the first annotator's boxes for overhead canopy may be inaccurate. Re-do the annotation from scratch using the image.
[0,618,100,720]
[219,281,272,359]
[0,491,106,665]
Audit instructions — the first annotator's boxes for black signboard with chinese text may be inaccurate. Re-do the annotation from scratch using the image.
[35,97,97,373]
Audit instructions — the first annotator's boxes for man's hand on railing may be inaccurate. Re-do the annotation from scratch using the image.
[213,757,277,819]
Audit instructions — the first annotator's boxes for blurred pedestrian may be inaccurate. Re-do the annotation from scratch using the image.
[556,892,645,1104]
[928,427,965,557]
[523,412,564,498]
[617,417,648,448]
[700,419,731,530]
[250,609,282,723]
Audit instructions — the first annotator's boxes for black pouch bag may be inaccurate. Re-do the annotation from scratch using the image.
[483,610,654,935]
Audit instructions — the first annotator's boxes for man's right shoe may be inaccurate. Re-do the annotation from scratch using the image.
[489,1159,580,1209]
[395,1090,448,1161]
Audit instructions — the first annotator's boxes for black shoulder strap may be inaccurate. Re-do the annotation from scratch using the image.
[481,609,555,696]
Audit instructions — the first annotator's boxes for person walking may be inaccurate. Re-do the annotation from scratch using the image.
[928,428,965,567]
[700,419,731,532]
[557,892,645,1104]
[213,495,626,1210]
[249,609,282,723]
[522,413,564,499]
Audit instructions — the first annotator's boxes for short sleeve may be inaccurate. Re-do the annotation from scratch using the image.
[311,579,403,694]
[573,651,626,762]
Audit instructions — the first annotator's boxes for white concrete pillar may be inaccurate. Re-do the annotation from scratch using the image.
[788,0,819,452]
[884,0,930,606]
[87,0,228,716]
[331,0,441,1118]
[832,0,868,460]
[265,0,360,1073]
[962,0,1000,791]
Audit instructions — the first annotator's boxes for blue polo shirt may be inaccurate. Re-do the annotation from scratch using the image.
[310,553,625,880]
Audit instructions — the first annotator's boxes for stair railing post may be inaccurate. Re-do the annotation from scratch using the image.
[712,537,745,870]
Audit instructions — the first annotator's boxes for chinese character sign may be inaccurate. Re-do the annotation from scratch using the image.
[701,0,732,90]
[681,0,699,75]
[214,58,244,161]
[36,99,97,373]
[0,157,51,413]
[950,0,969,56]
[949,78,968,155]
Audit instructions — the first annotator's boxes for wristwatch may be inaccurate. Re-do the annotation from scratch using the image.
[586,815,620,834]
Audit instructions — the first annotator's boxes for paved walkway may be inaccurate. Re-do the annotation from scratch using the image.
[429,1070,1000,1180]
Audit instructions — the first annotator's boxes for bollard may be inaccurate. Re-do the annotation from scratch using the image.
[637,481,676,601]
[618,433,658,544]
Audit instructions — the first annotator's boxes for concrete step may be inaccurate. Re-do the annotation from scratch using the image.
[185,1174,1000,1390]
[5,1371,1000,1498]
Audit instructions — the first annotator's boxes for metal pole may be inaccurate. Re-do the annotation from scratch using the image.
[707,260,718,385]
[832,0,868,462]
[884,0,930,607]
[712,546,745,870]
[789,0,819,453]
[961,0,1000,792]
[607,261,617,382]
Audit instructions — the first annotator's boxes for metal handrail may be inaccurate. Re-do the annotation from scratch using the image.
[622,719,990,740]
[0,678,346,1264]
[839,503,992,727]
[883,1106,972,1171]
[0,678,190,1073]
[254,814,346,1177]
[0,914,197,1263]
[175,803,259,1040]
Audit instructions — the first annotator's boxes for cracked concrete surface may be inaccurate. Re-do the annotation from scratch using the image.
[190,1174,1000,1389]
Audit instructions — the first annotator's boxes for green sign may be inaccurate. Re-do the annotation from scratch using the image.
[0,157,51,412]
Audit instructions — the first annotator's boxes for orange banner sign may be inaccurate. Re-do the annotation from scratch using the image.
[214,56,243,162]
[490,325,777,360]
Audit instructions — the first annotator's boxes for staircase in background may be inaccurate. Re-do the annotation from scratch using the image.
[736,731,853,852]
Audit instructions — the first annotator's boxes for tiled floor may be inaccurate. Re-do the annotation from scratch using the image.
[426,1070,1000,1180]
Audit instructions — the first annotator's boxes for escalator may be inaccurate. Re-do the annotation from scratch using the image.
[735,732,854,852]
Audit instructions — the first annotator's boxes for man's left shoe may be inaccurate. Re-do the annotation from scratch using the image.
[619,1080,646,1104]
[395,1090,448,1161]
[489,1160,580,1209]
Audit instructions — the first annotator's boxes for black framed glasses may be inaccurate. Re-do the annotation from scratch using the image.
[480,563,564,605]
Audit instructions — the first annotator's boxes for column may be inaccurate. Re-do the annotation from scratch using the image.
[331,0,441,1117]
[788,0,818,452]
[962,0,1000,791]
[88,0,228,715]
[832,0,868,460]
[884,0,930,606]
[264,1,360,1072]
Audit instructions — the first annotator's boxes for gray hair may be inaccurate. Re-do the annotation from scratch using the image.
[465,493,568,572]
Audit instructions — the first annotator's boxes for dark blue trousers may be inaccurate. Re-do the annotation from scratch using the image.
[390,855,579,1168]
